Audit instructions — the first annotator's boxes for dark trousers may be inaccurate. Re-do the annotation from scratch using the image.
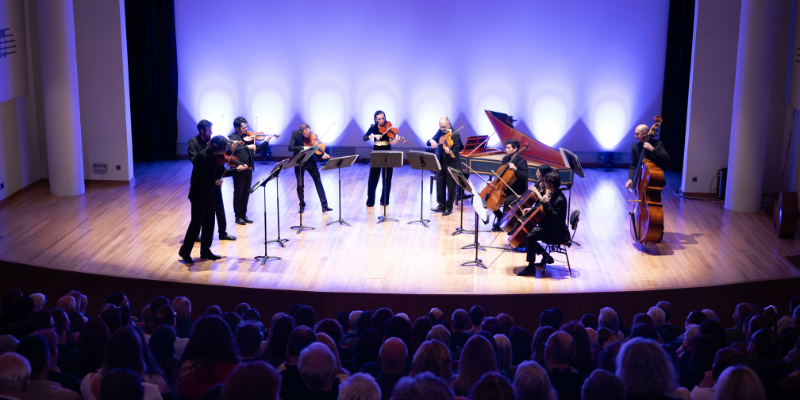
[367,167,393,206]
[214,187,227,235]
[436,167,457,208]
[525,228,547,263]
[232,169,253,219]
[492,193,520,221]
[295,161,328,207]
[180,198,215,255]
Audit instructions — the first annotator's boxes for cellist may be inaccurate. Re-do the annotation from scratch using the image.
[517,172,569,276]
[428,117,463,216]
[624,124,670,189]
[491,139,530,231]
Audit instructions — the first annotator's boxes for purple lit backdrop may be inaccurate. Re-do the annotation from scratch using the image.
[174,0,669,154]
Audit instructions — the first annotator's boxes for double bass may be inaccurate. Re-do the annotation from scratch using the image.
[629,116,665,243]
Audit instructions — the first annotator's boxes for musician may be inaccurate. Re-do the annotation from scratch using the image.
[179,136,248,263]
[427,117,463,216]
[491,139,530,231]
[517,172,569,276]
[288,123,333,213]
[228,117,276,225]
[625,124,670,189]
[363,110,402,207]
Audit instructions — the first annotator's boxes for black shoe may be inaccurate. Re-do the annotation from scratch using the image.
[235,218,247,225]
[366,202,374,207]
[219,234,237,241]
[243,217,254,224]
[380,201,388,206]
[322,206,333,212]
[517,266,536,276]
[491,223,502,232]
[196,236,202,242]
[443,208,452,216]
[178,251,193,264]
[432,204,446,212]
[200,252,222,260]
[299,206,305,213]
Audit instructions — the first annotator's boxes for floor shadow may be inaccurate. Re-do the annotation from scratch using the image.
[636,231,704,256]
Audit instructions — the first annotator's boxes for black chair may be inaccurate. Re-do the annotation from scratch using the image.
[545,209,581,276]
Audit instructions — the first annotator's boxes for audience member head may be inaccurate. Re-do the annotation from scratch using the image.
[54,296,75,315]
[545,331,575,368]
[348,311,362,333]
[513,361,557,400]
[494,334,512,373]
[336,311,351,333]
[221,361,280,400]
[355,311,374,336]
[497,313,514,336]
[427,325,451,346]
[699,319,726,348]
[688,335,721,373]
[702,309,719,322]
[148,296,169,316]
[51,308,69,336]
[222,312,242,336]
[428,308,443,325]
[103,327,146,376]
[235,303,250,316]
[140,305,151,324]
[599,307,620,334]
[616,338,676,397]
[411,340,450,382]
[451,309,469,332]
[287,326,317,363]
[288,304,303,318]
[597,341,622,373]
[393,372,455,400]
[656,301,673,323]
[172,296,191,319]
[353,328,382,367]
[481,317,503,335]
[395,313,409,321]
[597,327,617,348]
[581,313,599,330]
[562,321,593,370]
[411,317,434,354]
[746,314,769,340]
[714,365,765,400]
[29,293,45,311]
[539,310,560,330]
[372,308,394,335]
[241,308,260,322]
[99,308,122,335]
[236,321,264,359]
[646,307,665,330]
[687,310,708,326]
[453,334,498,395]
[472,372,513,400]
[314,332,346,378]
[180,315,238,365]
[509,326,532,365]
[148,325,177,363]
[711,348,747,381]
[582,369,625,400]
[384,316,413,349]
[531,326,556,366]
[78,319,109,369]
[314,319,343,346]
[153,304,175,329]
[0,352,30,399]
[23,310,53,337]
[264,315,294,361]
[469,306,485,329]
[298,342,336,391]
[14,335,49,379]
[630,323,660,341]
[205,305,222,316]
[633,313,653,327]
[68,310,85,334]
[100,368,144,400]
[379,337,408,374]
[12,296,34,323]
[748,328,780,360]
[339,373,380,400]
[295,306,316,329]
[106,292,129,308]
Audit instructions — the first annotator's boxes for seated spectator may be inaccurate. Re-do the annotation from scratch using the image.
[699,320,726,350]
[777,297,800,335]
[35,329,81,393]
[52,308,76,361]
[562,321,595,375]
[596,327,618,350]
[659,345,691,400]
[242,308,260,323]
[289,304,304,319]
[677,324,700,362]
[176,316,238,399]
[647,306,672,343]
[14,335,80,400]
[0,352,30,399]
[494,334,514,379]
[22,310,53,338]
[409,318,433,357]
[616,338,677,400]
[599,308,624,340]
[732,314,769,350]
[351,329,382,376]
[221,361,280,400]
[453,335,497,397]
[342,311,362,344]
[715,365,765,400]
[172,297,194,339]
[411,340,451,385]
[315,319,354,367]
[513,360,557,400]
[544,331,586,400]
[237,320,264,362]
[81,327,164,400]
[99,309,122,335]
[427,325,451,347]
[539,310,560,331]
[630,323,661,342]
[509,326,532,366]
[469,306,484,334]
[450,310,471,354]
[581,314,599,331]
[679,335,721,390]
[428,308,444,326]
[30,294,46,312]
[582,369,624,400]
[100,368,145,400]
[725,303,753,346]
[148,325,177,391]
[106,292,129,308]
[295,342,339,399]
[480,317,503,335]
[315,333,350,383]
[339,373,380,400]
[383,316,412,352]
[688,347,746,400]
[221,312,242,337]
[261,316,294,369]
[632,313,654,327]
[372,337,407,400]
[56,296,76,315]
[702,309,719,322]
[345,311,374,350]
[656,302,681,338]
[235,303,250,316]
[596,341,622,373]
[531,326,556,367]
[280,326,317,400]
[747,328,790,400]
[295,306,317,330]
[336,311,351,338]
[69,319,108,379]
[497,313,514,336]
[472,371,513,400]
[779,305,800,357]
[393,372,455,400]
[686,310,708,329]
[204,305,221,317]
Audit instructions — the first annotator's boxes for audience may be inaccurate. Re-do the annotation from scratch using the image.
[582,369,624,400]
[296,342,338,399]
[531,326,556,367]
[280,326,317,400]
[236,320,264,362]
[513,361,557,400]
[714,365,765,400]
[544,331,586,400]
[411,340,451,385]
[176,316,238,399]
[393,372,455,400]
[453,335,497,397]
[339,373,380,400]
[616,338,677,400]
[14,335,80,400]
[221,361,281,400]
[172,297,194,339]
[469,306,484,334]
[315,332,350,383]
[746,328,790,400]
[374,337,407,400]
[472,371,513,400]
[100,368,145,400]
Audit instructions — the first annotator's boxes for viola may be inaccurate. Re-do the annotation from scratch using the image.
[437,125,465,157]
[379,121,406,144]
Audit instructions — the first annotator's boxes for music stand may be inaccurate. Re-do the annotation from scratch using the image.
[406,151,440,228]
[559,147,584,219]
[322,155,358,226]
[249,159,289,264]
[449,167,489,269]
[370,151,403,224]
[285,148,319,233]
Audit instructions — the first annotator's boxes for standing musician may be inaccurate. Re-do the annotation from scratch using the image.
[363,110,403,207]
[625,124,670,189]
[188,120,237,241]
[490,139,529,231]
[228,117,276,225]
[517,172,568,276]
[288,123,333,213]
[427,117,463,216]
[179,136,248,263]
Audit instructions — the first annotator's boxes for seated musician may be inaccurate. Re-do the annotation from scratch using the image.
[517,172,569,276]
[491,139,529,231]
[625,124,670,189]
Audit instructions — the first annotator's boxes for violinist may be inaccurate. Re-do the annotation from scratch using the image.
[179,136,248,264]
[427,117,463,216]
[363,110,403,207]
[490,139,530,231]
[288,123,332,214]
[625,124,670,189]
[187,120,236,241]
[517,172,569,276]
[228,117,276,225]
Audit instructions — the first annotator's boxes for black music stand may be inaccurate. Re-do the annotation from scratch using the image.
[559,147,584,220]
[449,167,489,269]
[322,155,358,226]
[371,151,403,224]
[249,159,289,264]
[286,148,318,233]
[406,151,440,228]
[452,185,475,236]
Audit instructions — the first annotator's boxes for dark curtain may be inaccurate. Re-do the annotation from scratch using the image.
[660,0,696,172]
[125,0,178,161]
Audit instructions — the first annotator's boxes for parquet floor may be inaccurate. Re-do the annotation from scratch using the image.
[0,160,797,294]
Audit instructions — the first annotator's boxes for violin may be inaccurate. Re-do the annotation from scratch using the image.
[215,141,249,169]
[437,125,465,157]
[378,121,406,144]
[244,131,277,141]
[303,132,329,157]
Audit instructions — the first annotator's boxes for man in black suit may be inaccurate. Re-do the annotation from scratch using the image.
[625,124,670,189]
[188,120,236,241]
[490,139,530,231]
[287,123,332,213]
[518,172,569,276]
[428,117,463,216]
[228,117,275,225]
[179,136,248,263]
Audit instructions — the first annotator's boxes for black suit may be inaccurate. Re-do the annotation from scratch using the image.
[228,132,270,219]
[288,130,328,208]
[364,125,395,206]
[491,154,529,220]
[629,139,670,180]
[429,128,463,208]
[180,149,234,255]
[188,135,229,235]
[525,190,569,263]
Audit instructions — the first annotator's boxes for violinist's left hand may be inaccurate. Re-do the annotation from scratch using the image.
[267,133,277,141]
[643,142,654,152]
[322,153,331,160]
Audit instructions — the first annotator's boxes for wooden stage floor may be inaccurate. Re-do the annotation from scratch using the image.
[0,160,798,295]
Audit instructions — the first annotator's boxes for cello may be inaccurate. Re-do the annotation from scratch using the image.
[629,116,665,243]
[479,143,529,211]
[507,184,548,248]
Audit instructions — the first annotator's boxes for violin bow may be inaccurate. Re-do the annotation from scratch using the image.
[462,162,520,198]
[311,122,336,147]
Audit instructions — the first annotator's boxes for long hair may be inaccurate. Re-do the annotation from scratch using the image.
[149,325,178,391]
[453,335,498,395]
[616,338,676,396]
[714,365,765,400]
[509,326,532,366]
[411,340,451,383]
[531,326,555,367]
[179,315,238,368]
[130,325,165,380]
[494,334,512,374]
[513,361,557,400]
[598,307,620,334]
[103,327,146,377]
[264,315,294,362]
[561,321,594,371]
[410,317,433,355]
[315,332,350,377]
